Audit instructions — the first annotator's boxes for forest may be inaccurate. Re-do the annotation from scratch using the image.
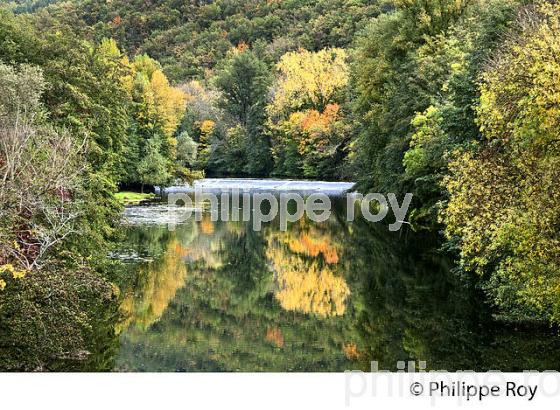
[1,0,560,369]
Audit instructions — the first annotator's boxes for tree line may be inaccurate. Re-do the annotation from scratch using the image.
[1,0,560,368]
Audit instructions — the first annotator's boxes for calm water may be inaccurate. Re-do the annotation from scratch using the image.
[109,192,560,372]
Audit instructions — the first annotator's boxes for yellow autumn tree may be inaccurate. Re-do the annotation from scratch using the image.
[96,38,135,92]
[150,69,188,137]
[268,48,349,116]
[267,48,349,178]
[132,54,188,139]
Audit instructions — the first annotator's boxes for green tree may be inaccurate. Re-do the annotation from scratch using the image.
[0,61,118,370]
[176,131,198,168]
[137,136,172,192]
[214,48,272,175]
[0,9,132,257]
[442,1,560,323]
[122,54,188,187]
[401,0,520,226]
[351,0,473,195]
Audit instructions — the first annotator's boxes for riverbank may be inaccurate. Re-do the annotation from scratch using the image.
[115,191,157,205]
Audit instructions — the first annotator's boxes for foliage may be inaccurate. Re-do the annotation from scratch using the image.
[442,2,560,323]
[401,0,520,226]
[268,48,350,177]
[0,63,84,274]
[0,8,190,368]
[121,54,188,188]
[0,59,119,370]
[136,136,172,190]
[53,0,380,82]
[0,10,130,259]
[0,265,118,371]
[351,0,474,196]
[269,48,349,116]
[176,131,198,168]
[212,48,272,175]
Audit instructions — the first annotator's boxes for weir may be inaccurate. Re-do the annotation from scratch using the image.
[161,178,356,196]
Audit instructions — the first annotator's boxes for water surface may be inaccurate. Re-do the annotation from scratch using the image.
[110,189,560,372]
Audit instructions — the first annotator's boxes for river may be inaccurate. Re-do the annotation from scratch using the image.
[106,180,560,371]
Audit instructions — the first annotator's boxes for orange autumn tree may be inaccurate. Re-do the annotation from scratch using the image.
[267,48,350,178]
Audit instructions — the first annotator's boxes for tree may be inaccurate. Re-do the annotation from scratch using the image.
[442,1,560,323]
[0,61,118,370]
[0,63,82,273]
[121,54,188,187]
[137,136,172,192]
[222,125,248,175]
[399,0,520,226]
[214,48,270,127]
[351,0,473,195]
[267,48,350,178]
[214,48,272,175]
[268,48,348,116]
[176,131,198,168]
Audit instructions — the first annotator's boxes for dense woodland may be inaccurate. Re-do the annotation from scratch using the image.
[1,0,560,369]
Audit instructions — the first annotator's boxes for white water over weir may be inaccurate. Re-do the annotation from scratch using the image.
[161,178,355,196]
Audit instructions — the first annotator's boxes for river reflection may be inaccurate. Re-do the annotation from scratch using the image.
[113,196,560,371]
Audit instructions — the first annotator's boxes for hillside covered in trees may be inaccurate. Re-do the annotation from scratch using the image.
[1,0,560,369]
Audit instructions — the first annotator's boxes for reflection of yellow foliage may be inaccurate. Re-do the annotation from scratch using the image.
[174,242,190,258]
[343,343,361,360]
[265,327,284,348]
[267,246,349,317]
[118,238,187,331]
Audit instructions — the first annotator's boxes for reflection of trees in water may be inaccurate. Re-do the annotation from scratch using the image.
[266,219,350,317]
[119,237,188,331]
[118,217,229,332]
[115,206,560,371]
[269,252,349,317]
[282,222,340,264]
[341,217,560,371]
[266,224,349,317]
[115,216,354,371]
